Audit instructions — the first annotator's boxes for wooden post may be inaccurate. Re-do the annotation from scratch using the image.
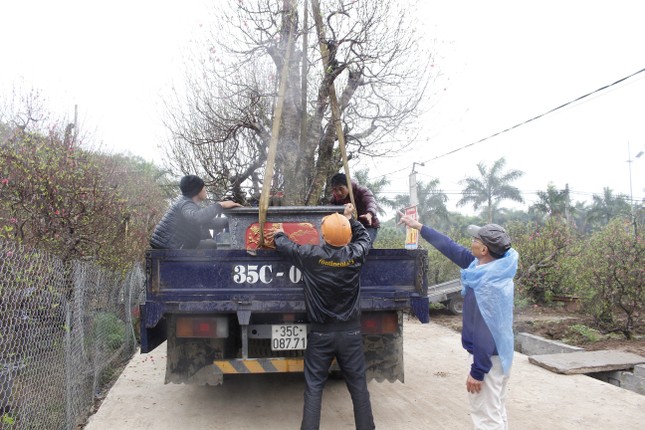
[258,28,295,247]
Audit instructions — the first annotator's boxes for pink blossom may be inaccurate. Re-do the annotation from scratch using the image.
[5,251,13,258]
[1,178,8,186]
[9,218,16,224]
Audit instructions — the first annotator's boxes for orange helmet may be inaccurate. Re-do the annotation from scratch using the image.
[321,213,352,246]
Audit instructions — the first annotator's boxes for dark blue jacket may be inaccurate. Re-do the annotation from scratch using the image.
[419,225,497,381]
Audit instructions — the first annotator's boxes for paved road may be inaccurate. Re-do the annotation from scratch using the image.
[84,319,645,429]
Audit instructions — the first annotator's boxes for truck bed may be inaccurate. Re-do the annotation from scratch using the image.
[428,278,461,303]
[427,278,463,315]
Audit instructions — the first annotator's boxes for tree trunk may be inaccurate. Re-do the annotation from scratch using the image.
[275,0,306,205]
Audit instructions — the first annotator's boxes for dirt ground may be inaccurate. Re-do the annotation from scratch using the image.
[430,304,645,357]
[80,305,645,429]
[84,318,645,430]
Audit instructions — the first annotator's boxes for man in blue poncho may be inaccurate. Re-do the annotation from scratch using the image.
[398,213,518,430]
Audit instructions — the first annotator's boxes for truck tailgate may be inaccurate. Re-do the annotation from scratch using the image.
[141,248,428,352]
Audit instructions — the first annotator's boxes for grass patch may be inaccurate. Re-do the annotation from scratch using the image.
[564,324,601,343]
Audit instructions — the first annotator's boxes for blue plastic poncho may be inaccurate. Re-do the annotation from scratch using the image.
[460,248,518,374]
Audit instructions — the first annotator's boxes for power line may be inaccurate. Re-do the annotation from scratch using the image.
[370,66,645,181]
[377,188,635,200]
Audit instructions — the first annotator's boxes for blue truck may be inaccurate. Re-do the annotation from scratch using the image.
[428,279,464,315]
[140,206,429,385]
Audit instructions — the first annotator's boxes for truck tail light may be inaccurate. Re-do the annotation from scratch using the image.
[361,312,398,335]
[176,317,229,338]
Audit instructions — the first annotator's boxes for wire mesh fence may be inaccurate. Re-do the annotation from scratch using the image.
[0,239,144,430]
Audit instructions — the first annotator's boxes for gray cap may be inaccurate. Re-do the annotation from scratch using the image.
[467,224,511,257]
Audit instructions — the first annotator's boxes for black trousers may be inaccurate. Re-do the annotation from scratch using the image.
[300,329,375,430]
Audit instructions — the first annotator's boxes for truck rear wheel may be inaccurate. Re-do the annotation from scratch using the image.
[447,297,464,315]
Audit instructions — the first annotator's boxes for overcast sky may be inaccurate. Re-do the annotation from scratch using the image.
[380,1,645,212]
[1,0,644,214]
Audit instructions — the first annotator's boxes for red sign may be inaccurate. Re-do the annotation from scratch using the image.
[246,222,320,250]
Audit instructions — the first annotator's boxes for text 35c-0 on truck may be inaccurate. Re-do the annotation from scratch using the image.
[140,206,429,385]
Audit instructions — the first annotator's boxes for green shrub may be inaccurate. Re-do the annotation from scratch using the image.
[574,218,643,338]
[508,219,579,304]
[93,312,126,351]
[565,324,600,343]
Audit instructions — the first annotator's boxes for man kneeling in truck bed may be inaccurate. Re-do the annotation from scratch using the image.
[150,174,241,250]
[268,203,375,430]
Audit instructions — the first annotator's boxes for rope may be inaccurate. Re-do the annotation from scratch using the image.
[258,26,295,247]
[311,0,357,216]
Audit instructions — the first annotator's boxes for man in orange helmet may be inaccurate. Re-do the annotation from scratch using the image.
[269,203,374,430]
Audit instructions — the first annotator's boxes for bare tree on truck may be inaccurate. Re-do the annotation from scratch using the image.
[162,0,436,204]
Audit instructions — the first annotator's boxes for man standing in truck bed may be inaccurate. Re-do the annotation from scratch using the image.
[329,173,380,245]
[269,203,375,430]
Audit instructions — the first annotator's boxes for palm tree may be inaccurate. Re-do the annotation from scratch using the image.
[587,187,631,228]
[530,183,574,222]
[353,169,394,217]
[457,157,524,223]
[571,200,591,234]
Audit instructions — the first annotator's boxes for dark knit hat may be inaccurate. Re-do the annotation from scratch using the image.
[331,173,347,187]
[467,224,511,258]
[179,175,205,198]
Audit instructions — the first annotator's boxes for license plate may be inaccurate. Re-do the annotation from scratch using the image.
[271,324,307,351]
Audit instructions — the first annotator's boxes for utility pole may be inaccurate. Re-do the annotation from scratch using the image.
[627,142,644,236]
[73,104,78,144]
[409,162,424,207]
[404,162,424,250]
[564,183,571,225]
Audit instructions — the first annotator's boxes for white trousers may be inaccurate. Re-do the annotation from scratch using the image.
[468,355,510,430]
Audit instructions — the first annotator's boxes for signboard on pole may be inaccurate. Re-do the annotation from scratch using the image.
[404,206,419,250]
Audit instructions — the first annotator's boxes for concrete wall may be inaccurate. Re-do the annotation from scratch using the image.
[592,364,645,395]
[515,332,584,355]
[516,332,645,396]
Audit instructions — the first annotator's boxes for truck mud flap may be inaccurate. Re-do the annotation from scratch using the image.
[364,332,404,383]
[140,303,167,353]
[363,312,405,383]
[213,358,304,374]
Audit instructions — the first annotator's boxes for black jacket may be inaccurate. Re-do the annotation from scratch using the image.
[149,196,223,249]
[274,218,370,326]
